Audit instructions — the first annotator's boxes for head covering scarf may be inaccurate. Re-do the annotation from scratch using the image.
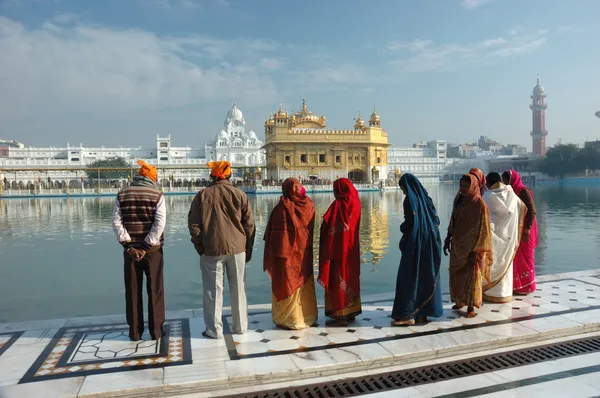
[392,173,443,320]
[207,161,231,180]
[469,168,487,196]
[137,160,157,182]
[508,170,528,197]
[318,178,361,291]
[447,174,493,308]
[263,178,315,301]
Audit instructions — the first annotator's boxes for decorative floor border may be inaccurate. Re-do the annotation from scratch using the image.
[19,319,192,384]
[0,331,24,357]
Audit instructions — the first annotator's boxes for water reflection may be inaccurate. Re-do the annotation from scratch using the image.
[1,184,599,323]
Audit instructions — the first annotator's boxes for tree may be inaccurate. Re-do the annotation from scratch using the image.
[538,144,600,178]
[86,157,132,180]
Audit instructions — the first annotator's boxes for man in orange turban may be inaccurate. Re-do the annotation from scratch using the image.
[207,161,231,180]
[188,159,255,339]
[137,160,158,183]
[112,159,166,341]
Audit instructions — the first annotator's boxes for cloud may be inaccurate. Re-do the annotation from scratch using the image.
[387,29,548,73]
[558,25,583,34]
[0,16,284,122]
[461,0,492,10]
[143,0,201,10]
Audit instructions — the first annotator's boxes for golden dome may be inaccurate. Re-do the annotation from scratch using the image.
[275,103,288,118]
[293,99,321,123]
[369,107,381,124]
[354,112,365,129]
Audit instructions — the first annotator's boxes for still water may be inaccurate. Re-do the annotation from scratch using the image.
[1,184,599,323]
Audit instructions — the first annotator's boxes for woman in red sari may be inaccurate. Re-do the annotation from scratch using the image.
[502,170,537,294]
[263,178,318,329]
[318,178,362,326]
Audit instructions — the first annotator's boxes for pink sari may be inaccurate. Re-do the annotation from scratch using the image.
[510,171,538,294]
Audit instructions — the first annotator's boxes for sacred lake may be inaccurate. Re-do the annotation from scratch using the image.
[1,183,599,324]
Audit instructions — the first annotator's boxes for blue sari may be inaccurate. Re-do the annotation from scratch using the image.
[392,174,443,321]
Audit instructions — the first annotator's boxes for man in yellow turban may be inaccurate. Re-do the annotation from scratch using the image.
[112,159,166,341]
[188,160,255,339]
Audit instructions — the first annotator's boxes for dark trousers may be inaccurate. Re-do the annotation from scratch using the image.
[123,248,165,340]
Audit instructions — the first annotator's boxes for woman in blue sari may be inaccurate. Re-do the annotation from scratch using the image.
[391,174,443,326]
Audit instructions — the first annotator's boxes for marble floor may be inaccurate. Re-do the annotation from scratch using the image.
[1,269,600,397]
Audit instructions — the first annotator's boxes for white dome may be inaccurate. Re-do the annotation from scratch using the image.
[224,104,245,127]
[247,130,257,140]
[218,130,228,139]
[533,84,545,96]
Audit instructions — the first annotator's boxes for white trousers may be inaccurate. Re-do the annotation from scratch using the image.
[200,253,248,339]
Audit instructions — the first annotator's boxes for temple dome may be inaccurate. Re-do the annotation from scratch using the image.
[225,104,245,127]
[369,108,381,124]
[247,130,258,140]
[293,99,321,123]
[218,130,228,140]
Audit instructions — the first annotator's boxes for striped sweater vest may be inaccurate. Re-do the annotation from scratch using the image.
[117,185,164,246]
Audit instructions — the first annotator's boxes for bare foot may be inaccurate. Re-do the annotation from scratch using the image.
[391,319,416,327]
[452,304,462,310]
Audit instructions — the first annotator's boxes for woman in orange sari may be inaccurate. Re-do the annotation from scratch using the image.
[318,178,362,326]
[263,178,318,329]
[444,174,493,318]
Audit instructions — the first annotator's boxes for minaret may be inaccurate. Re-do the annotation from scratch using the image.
[530,74,548,156]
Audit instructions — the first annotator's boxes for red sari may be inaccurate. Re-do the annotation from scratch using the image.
[264,178,317,329]
[318,178,362,320]
[509,171,538,294]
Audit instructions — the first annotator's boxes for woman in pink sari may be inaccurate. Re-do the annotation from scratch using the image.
[502,170,537,294]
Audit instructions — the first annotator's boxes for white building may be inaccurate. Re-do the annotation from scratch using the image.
[387,140,448,181]
[206,104,265,166]
[0,105,265,187]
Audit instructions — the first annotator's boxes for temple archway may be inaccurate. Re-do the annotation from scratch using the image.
[348,169,366,182]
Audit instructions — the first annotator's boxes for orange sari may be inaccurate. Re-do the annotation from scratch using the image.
[263,178,317,329]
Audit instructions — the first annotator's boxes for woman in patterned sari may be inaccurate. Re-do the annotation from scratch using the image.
[264,178,318,330]
[391,174,443,326]
[318,178,362,326]
[502,170,538,295]
[444,174,493,318]
[469,168,488,197]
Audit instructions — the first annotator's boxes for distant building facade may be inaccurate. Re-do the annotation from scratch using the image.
[387,140,447,180]
[263,100,389,182]
[0,105,265,186]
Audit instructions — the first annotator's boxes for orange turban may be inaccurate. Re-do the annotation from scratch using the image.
[137,160,157,182]
[207,161,231,180]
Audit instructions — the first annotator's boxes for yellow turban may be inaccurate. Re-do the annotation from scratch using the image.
[137,160,157,182]
[207,161,232,180]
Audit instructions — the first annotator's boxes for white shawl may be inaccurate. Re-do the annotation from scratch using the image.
[482,184,525,293]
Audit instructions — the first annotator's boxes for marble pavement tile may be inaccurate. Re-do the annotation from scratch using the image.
[290,348,361,370]
[225,354,298,381]
[479,322,539,339]
[367,388,426,397]
[191,346,229,365]
[414,372,510,397]
[0,376,84,398]
[518,314,583,333]
[12,328,59,346]
[235,342,270,355]
[64,314,126,327]
[544,352,600,373]
[508,375,600,397]
[574,371,600,392]
[78,368,164,396]
[163,361,228,386]
[267,339,301,351]
[561,308,600,326]
[0,318,68,334]
[232,331,263,343]
[333,342,395,362]
[0,343,49,383]
[326,332,360,344]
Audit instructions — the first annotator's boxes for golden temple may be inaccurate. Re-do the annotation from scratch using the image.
[263,99,389,182]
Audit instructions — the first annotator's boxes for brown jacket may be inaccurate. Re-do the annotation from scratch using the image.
[188,180,256,260]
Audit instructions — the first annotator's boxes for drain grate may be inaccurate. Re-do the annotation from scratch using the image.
[221,335,600,397]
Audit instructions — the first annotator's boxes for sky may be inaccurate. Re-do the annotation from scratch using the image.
[0,0,599,150]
